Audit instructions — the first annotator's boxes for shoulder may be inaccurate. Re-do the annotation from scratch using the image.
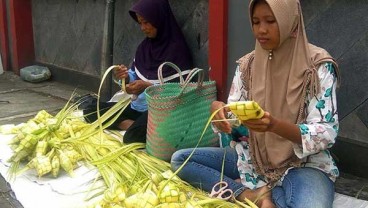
[309,44,339,76]
[313,62,340,94]
[236,51,255,73]
[316,62,339,81]
[309,44,340,85]
[236,51,255,65]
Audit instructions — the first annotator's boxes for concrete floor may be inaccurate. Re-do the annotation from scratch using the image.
[0,71,367,207]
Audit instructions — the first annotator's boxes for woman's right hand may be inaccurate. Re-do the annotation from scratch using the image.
[114,65,129,80]
[211,101,232,134]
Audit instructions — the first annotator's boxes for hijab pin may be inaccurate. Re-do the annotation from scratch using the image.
[268,50,273,60]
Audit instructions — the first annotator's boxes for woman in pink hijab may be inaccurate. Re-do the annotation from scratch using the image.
[171,0,339,207]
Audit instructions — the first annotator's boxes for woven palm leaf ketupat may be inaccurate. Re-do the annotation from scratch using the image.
[145,62,219,161]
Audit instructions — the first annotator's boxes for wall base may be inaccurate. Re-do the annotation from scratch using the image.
[332,136,368,179]
[35,62,100,94]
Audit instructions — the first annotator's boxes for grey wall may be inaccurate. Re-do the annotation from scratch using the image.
[32,0,105,76]
[32,0,209,80]
[227,0,254,93]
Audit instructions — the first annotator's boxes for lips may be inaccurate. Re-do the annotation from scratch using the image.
[257,38,268,44]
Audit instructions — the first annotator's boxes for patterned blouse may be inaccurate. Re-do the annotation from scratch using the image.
[226,62,339,189]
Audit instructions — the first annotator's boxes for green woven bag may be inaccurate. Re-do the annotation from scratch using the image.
[145,62,219,161]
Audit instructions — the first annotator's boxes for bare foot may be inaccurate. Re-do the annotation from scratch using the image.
[236,185,275,208]
[258,198,276,208]
[256,187,275,208]
[118,119,134,130]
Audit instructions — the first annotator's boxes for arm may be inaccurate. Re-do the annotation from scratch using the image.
[241,112,302,144]
[263,114,302,144]
[294,63,339,157]
[125,80,153,94]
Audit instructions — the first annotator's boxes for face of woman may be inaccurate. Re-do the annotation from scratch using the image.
[251,1,280,50]
[137,14,157,39]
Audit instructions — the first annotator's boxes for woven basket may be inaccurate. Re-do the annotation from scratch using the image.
[145,62,219,161]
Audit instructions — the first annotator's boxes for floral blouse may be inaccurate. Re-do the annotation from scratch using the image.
[227,62,339,190]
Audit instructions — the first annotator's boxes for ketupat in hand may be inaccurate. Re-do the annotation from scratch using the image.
[226,101,264,121]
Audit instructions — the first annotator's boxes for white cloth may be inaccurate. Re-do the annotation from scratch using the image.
[0,134,105,208]
[108,90,131,103]
[333,193,368,208]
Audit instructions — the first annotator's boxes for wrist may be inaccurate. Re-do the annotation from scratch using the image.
[267,117,277,132]
[146,82,153,88]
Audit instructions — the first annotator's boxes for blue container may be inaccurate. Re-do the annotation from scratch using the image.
[20,65,51,83]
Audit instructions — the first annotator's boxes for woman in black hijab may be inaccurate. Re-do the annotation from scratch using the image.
[85,0,193,143]
[128,0,193,80]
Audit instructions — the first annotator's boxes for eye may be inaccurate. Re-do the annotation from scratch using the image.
[252,19,260,25]
[266,18,276,24]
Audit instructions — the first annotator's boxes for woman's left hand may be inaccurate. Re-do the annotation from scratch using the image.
[125,80,152,94]
[241,112,275,132]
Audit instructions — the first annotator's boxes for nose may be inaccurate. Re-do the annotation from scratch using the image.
[258,22,267,34]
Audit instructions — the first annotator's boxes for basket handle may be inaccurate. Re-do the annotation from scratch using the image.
[158,62,185,85]
[183,67,204,86]
[178,67,205,95]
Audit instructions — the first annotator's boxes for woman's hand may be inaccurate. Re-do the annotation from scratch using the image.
[114,65,129,80]
[211,101,232,134]
[241,112,275,132]
[125,80,152,94]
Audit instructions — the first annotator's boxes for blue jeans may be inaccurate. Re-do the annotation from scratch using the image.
[171,147,246,197]
[171,147,335,208]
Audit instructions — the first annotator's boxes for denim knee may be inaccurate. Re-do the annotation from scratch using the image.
[170,148,191,172]
[272,167,334,208]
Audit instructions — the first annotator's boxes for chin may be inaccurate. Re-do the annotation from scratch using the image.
[259,44,272,50]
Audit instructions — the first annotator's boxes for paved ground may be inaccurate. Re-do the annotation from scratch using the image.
[0,71,367,207]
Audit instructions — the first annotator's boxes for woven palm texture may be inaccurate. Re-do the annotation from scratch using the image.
[145,62,219,161]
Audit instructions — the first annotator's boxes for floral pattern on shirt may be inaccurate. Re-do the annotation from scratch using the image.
[228,62,339,190]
